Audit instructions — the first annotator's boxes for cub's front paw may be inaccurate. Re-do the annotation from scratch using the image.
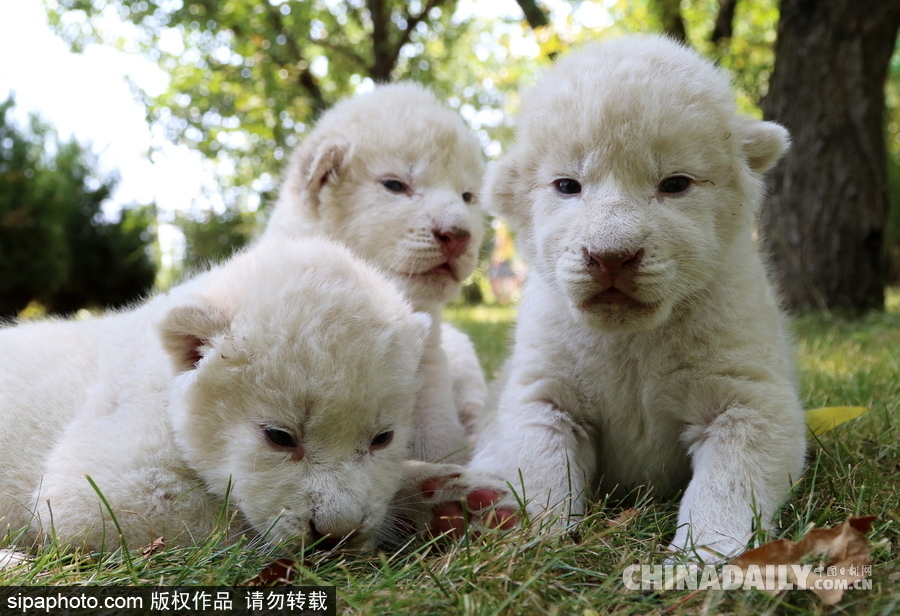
[383,461,519,543]
[421,472,518,537]
[666,527,745,564]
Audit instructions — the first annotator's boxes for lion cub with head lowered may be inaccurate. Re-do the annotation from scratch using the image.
[265,82,488,463]
[468,36,807,561]
[0,237,432,554]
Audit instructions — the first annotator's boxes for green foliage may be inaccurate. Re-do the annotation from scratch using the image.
[174,203,260,272]
[0,96,157,318]
[45,0,528,197]
[886,40,900,283]
[44,0,549,267]
[43,200,160,315]
[0,99,70,316]
[445,304,516,379]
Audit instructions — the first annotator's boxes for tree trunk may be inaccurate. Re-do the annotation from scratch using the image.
[367,0,394,82]
[760,0,900,313]
[652,0,688,43]
[711,0,738,45]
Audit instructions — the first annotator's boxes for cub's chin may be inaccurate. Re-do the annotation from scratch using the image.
[569,289,671,333]
[263,519,377,553]
[396,270,465,307]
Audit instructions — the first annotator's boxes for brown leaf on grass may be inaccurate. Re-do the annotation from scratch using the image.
[731,516,876,604]
[244,558,300,586]
[140,537,165,558]
[606,508,640,529]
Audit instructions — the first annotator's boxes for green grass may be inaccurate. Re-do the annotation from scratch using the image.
[444,304,517,380]
[2,297,898,615]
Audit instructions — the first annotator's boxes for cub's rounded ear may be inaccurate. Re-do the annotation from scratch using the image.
[159,303,231,372]
[484,154,527,229]
[740,119,791,174]
[294,137,352,214]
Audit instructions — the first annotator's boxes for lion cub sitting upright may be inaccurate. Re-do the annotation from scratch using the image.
[468,36,807,561]
[0,237,431,553]
[265,83,488,463]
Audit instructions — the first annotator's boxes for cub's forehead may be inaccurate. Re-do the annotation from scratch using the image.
[237,309,422,390]
[205,322,420,431]
[517,39,738,170]
[250,360,416,433]
[522,38,736,121]
[352,123,485,186]
[317,86,485,184]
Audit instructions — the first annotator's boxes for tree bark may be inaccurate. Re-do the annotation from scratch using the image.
[760,0,900,312]
[367,0,393,82]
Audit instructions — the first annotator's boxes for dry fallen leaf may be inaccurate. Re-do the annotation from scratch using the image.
[606,508,640,529]
[731,516,876,604]
[244,558,300,586]
[140,537,165,558]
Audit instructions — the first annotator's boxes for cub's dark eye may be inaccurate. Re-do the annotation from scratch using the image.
[264,427,297,449]
[369,430,394,450]
[659,176,692,194]
[462,192,474,204]
[554,178,582,195]
[381,179,407,193]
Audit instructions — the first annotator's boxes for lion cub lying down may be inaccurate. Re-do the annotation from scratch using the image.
[0,237,442,553]
[467,36,807,561]
[265,82,488,463]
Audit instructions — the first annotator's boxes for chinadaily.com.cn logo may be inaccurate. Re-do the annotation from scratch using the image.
[622,564,873,591]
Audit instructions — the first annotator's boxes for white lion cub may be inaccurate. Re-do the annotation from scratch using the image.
[468,36,807,561]
[0,236,433,554]
[265,82,488,462]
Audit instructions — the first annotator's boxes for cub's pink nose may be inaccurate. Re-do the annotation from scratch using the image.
[585,248,644,276]
[434,227,471,260]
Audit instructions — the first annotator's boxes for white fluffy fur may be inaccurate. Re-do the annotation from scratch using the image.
[468,36,806,561]
[440,322,489,435]
[0,236,433,553]
[265,82,488,462]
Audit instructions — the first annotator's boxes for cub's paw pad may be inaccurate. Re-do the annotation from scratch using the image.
[484,507,518,530]
[419,474,461,499]
[424,481,519,538]
[431,502,466,535]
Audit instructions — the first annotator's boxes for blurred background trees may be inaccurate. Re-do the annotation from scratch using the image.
[0,96,157,318]
[49,0,478,186]
[2,0,898,315]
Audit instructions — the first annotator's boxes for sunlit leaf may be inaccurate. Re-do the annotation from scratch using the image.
[806,406,868,435]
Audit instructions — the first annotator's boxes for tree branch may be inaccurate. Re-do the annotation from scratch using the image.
[262,4,327,115]
[404,0,444,36]
[367,0,444,82]
[314,38,369,71]
[515,0,550,30]
[711,0,738,44]
[390,0,443,64]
